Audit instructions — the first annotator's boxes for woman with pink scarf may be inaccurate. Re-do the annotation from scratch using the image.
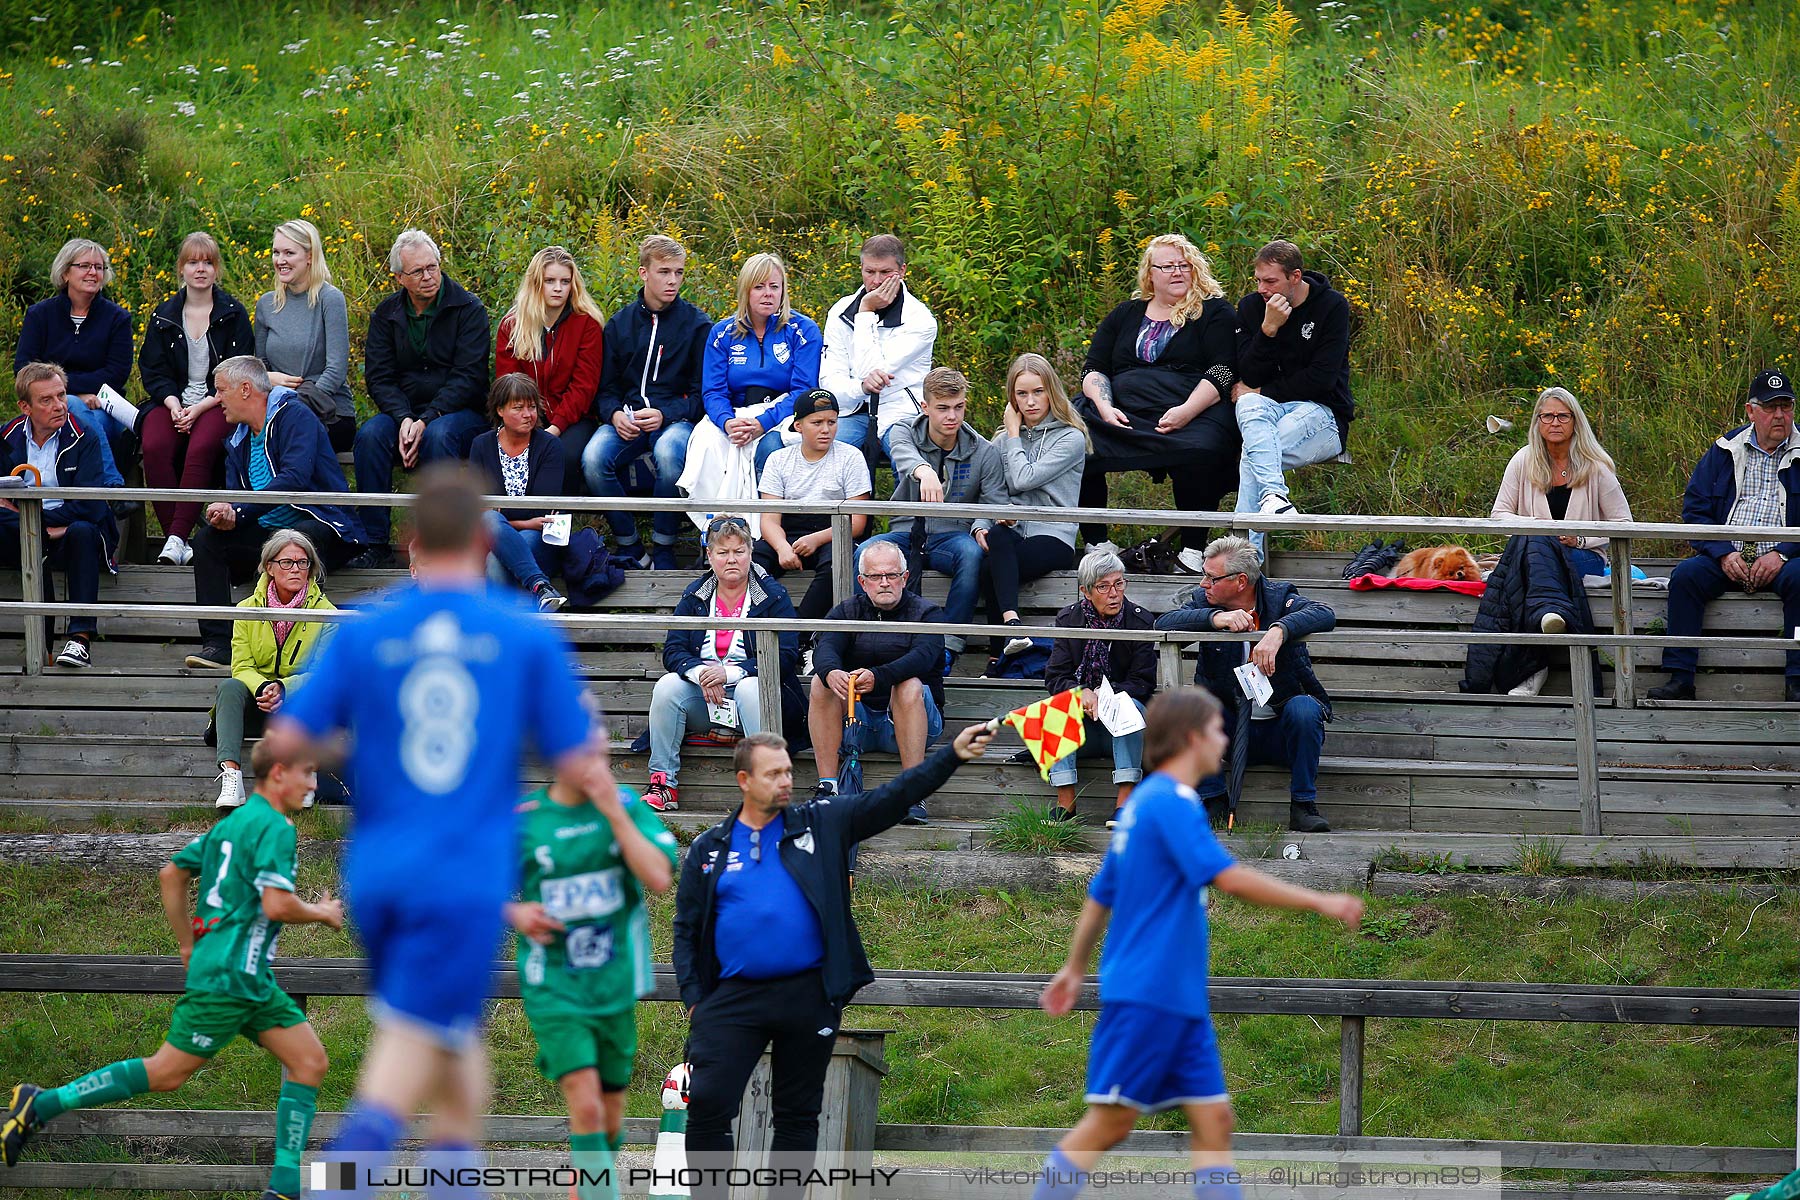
[206,530,337,809]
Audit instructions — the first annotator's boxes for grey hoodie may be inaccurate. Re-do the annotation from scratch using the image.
[993,414,1085,547]
[888,412,1013,539]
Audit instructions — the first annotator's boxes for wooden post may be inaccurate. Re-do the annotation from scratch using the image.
[755,629,784,739]
[831,514,854,606]
[1338,1015,1365,1137]
[18,495,45,675]
[1608,537,1636,708]
[1569,644,1601,836]
[1156,641,1184,693]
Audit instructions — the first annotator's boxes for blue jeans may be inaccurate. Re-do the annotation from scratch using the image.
[1234,394,1341,554]
[68,403,126,487]
[352,409,491,545]
[582,418,694,545]
[1199,694,1327,805]
[1661,553,1800,683]
[1048,695,1145,787]
[866,528,985,651]
[648,671,764,786]
[854,687,942,755]
[1567,546,1606,578]
[483,511,562,592]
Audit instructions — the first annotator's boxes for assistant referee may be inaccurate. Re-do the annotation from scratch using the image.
[672,723,994,1199]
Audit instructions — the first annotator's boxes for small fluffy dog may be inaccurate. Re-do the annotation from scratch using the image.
[1391,545,1482,581]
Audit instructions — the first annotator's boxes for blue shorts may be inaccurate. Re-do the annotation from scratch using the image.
[853,688,942,755]
[353,891,507,1049]
[1085,1002,1229,1111]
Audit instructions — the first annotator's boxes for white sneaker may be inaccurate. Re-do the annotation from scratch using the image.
[302,788,316,809]
[1176,547,1208,575]
[1088,540,1121,556]
[157,535,192,566]
[1508,667,1550,697]
[802,647,815,676]
[1539,611,1568,634]
[1258,492,1298,516]
[213,767,245,809]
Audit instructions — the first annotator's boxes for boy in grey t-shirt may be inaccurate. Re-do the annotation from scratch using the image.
[755,388,872,619]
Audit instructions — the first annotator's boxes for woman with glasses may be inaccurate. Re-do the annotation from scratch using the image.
[206,530,336,810]
[1075,233,1240,567]
[254,218,356,449]
[13,238,137,487]
[1041,549,1157,827]
[644,516,804,812]
[1491,386,1632,579]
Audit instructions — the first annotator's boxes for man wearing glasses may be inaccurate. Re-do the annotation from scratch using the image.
[1155,535,1336,832]
[1231,240,1356,557]
[1649,368,1800,704]
[807,539,948,824]
[350,229,492,568]
[672,721,996,1200]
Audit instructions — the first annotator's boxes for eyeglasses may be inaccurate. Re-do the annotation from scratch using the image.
[1088,578,1126,594]
[69,261,108,274]
[1149,262,1193,275]
[1537,413,1574,425]
[269,557,311,571]
[1201,569,1243,585]
[397,263,441,281]
[860,571,905,583]
[1752,399,1795,411]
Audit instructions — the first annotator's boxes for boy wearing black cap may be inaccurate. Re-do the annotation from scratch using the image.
[755,388,873,619]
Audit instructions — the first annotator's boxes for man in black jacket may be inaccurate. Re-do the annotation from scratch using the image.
[672,723,994,1200]
[1231,240,1355,560]
[807,539,946,824]
[1155,535,1336,832]
[349,229,491,566]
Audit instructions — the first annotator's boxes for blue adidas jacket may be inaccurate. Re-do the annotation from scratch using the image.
[700,312,823,432]
[221,387,365,544]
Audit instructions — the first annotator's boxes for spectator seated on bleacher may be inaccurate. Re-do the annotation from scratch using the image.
[350,229,491,568]
[807,539,946,826]
[1471,386,1631,698]
[1231,239,1356,558]
[255,219,357,452]
[645,516,805,813]
[1042,549,1155,828]
[1648,369,1800,704]
[754,388,872,622]
[184,356,365,671]
[469,374,568,614]
[1,363,120,669]
[12,239,136,492]
[1075,234,1238,572]
[207,529,335,810]
[584,234,710,570]
[980,353,1087,664]
[137,232,256,568]
[1156,535,1335,833]
[494,245,607,495]
[817,233,937,456]
[877,367,1011,672]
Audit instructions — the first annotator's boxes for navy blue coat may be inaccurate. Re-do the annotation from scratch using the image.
[220,388,365,544]
[0,412,121,562]
[664,565,806,732]
[469,428,565,523]
[595,291,711,426]
[13,293,133,398]
[1680,424,1800,562]
[137,288,256,411]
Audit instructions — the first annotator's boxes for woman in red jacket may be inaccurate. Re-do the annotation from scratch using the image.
[494,245,606,492]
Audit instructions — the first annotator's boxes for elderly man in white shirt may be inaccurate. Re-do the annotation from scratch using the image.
[817,234,938,458]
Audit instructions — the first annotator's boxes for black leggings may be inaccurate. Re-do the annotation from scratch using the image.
[1078,465,1228,552]
[981,525,1074,633]
[751,517,839,621]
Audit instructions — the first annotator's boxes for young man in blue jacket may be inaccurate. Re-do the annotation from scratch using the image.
[1648,368,1800,703]
[1,363,120,668]
[1155,534,1336,832]
[184,356,365,670]
[583,235,711,569]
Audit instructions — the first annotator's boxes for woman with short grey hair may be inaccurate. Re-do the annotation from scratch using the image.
[1042,549,1158,826]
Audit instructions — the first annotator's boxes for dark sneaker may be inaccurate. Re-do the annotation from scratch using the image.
[1203,796,1229,828]
[811,780,838,802]
[1645,676,1696,702]
[53,638,91,669]
[1047,804,1076,823]
[900,803,929,826]
[185,642,230,670]
[1,1083,44,1167]
[1105,807,1124,829]
[1787,680,1800,704]
[651,546,680,571]
[1288,803,1331,833]
[644,773,679,812]
[344,545,394,571]
[533,583,568,613]
[617,543,652,569]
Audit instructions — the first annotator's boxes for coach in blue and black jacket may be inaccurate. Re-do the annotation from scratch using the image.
[1156,534,1335,832]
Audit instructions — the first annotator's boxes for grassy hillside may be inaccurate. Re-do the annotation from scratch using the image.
[0,0,1795,534]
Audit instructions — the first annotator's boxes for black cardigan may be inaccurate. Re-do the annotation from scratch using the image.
[469,427,565,522]
[137,287,256,411]
[1082,296,1238,399]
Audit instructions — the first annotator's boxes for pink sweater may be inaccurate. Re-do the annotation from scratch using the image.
[1490,447,1633,549]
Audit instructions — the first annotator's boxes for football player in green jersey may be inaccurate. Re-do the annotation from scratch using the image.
[1,741,344,1200]
[506,746,679,1200]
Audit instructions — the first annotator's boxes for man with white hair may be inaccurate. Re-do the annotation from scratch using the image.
[349,229,492,567]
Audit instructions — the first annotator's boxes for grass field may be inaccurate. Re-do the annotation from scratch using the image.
[2,0,1798,535]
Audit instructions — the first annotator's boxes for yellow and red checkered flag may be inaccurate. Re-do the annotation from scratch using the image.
[1001,689,1087,781]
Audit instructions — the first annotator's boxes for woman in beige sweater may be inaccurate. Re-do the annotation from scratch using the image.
[1491,386,1632,578]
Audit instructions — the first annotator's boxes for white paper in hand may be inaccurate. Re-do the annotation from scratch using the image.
[1094,679,1145,737]
[708,697,741,731]
[1232,661,1274,707]
[542,513,572,547]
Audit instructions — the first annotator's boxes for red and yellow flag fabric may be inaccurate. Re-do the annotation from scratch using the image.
[1003,689,1086,780]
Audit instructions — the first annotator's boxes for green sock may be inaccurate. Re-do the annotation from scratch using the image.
[570,1132,615,1200]
[35,1058,150,1121]
[266,1080,319,1197]
[604,1129,623,1153]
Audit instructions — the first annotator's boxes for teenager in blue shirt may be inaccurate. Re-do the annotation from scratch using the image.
[1033,687,1364,1200]
[699,252,823,478]
[268,464,612,1187]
